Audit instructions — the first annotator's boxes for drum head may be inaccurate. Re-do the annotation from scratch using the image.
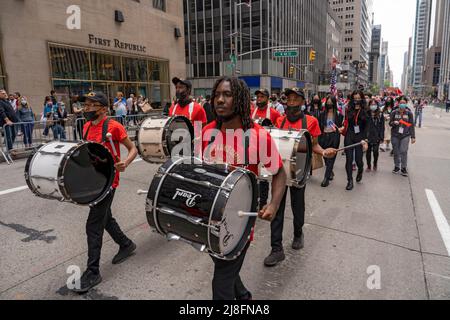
[62,143,115,205]
[220,174,253,256]
[165,116,194,158]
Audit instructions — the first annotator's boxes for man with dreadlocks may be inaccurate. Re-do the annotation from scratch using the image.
[200,77,287,300]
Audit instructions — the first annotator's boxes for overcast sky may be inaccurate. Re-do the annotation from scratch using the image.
[373,0,417,86]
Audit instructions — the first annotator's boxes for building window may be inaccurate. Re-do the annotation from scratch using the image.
[153,0,166,12]
[48,43,170,108]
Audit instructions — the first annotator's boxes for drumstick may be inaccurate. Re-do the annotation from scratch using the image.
[106,133,120,161]
[238,211,259,218]
[336,141,365,152]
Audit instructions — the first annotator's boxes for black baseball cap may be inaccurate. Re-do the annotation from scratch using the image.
[80,91,109,107]
[255,88,270,97]
[284,87,305,99]
[172,77,192,90]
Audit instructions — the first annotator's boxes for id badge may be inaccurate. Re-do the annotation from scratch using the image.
[354,126,360,134]
[399,127,404,134]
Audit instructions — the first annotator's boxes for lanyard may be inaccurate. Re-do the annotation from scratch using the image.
[354,110,361,126]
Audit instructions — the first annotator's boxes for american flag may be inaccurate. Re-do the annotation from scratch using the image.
[330,55,338,96]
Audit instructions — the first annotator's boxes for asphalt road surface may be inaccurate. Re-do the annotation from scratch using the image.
[0,107,449,300]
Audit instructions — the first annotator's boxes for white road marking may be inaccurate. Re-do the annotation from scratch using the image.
[0,186,29,196]
[426,189,450,256]
[0,157,145,197]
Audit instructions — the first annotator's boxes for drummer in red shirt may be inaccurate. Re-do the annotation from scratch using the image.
[169,77,207,125]
[262,87,337,267]
[250,88,281,126]
[200,77,287,300]
[73,92,138,294]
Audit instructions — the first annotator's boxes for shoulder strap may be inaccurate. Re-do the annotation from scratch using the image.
[244,132,250,167]
[266,107,271,120]
[83,123,91,141]
[252,107,258,119]
[280,117,287,130]
[101,118,111,143]
[302,115,307,130]
[189,102,194,121]
[172,104,178,117]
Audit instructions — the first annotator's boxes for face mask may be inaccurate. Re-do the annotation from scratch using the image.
[21,100,27,106]
[257,101,267,109]
[399,104,407,110]
[313,99,321,106]
[370,105,378,112]
[286,106,303,123]
[83,110,100,122]
[176,92,190,106]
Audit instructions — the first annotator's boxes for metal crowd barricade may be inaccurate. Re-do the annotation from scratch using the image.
[1,111,163,164]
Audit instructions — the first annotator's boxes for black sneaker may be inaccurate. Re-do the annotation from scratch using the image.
[236,291,253,301]
[264,250,285,267]
[321,178,330,188]
[401,169,409,177]
[292,234,304,250]
[392,167,401,174]
[71,270,102,294]
[329,172,335,181]
[112,242,137,265]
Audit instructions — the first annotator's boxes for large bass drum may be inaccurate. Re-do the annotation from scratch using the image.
[25,141,115,206]
[146,157,258,260]
[136,116,194,163]
[260,128,312,188]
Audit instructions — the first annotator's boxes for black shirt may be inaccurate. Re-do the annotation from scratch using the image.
[0,99,19,127]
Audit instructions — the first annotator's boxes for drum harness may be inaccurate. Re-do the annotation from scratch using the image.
[279,115,307,133]
[252,105,271,124]
[171,102,195,121]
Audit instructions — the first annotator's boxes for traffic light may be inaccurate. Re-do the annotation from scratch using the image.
[309,49,316,62]
[289,65,295,76]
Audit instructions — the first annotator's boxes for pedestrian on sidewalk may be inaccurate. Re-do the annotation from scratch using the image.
[0,89,19,151]
[390,96,416,177]
[446,97,450,113]
[18,97,35,148]
[414,99,425,128]
[366,99,384,172]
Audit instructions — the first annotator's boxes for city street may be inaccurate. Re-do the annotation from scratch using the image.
[0,106,449,300]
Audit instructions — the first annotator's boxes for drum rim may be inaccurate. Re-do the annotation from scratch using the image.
[59,142,115,206]
[24,143,52,200]
[136,116,166,164]
[208,167,258,261]
[162,116,194,160]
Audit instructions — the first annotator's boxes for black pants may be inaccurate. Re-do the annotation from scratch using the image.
[210,243,251,300]
[86,189,131,274]
[345,144,364,181]
[271,186,305,251]
[319,132,340,180]
[259,181,270,209]
[366,143,380,168]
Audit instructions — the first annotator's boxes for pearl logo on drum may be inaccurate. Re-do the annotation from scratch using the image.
[173,189,202,208]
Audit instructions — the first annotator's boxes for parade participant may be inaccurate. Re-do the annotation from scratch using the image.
[271,94,285,115]
[366,99,385,172]
[308,94,322,119]
[73,91,138,294]
[201,77,287,300]
[341,90,369,191]
[169,77,207,125]
[262,87,337,267]
[381,97,395,153]
[414,99,425,128]
[251,88,281,125]
[390,96,416,177]
[318,95,344,187]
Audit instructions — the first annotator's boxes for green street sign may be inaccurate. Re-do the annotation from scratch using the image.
[273,50,298,58]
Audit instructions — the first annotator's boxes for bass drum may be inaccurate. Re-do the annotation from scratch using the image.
[136,116,194,163]
[260,128,312,188]
[146,157,258,261]
[25,141,115,206]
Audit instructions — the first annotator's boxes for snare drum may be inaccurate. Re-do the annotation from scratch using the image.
[137,116,194,163]
[260,128,312,188]
[25,141,115,206]
[146,157,258,260]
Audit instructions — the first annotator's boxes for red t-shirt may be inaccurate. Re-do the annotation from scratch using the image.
[251,106,281,125]
[201,121,283,176]
[169,102,207,124]
[83,118,128,189]
[276,115,322,138]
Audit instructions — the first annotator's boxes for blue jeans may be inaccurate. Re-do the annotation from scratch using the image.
[22,122,34,145]
[4,125,16,151]
[52,125,66,140]
[415,112,423,128]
